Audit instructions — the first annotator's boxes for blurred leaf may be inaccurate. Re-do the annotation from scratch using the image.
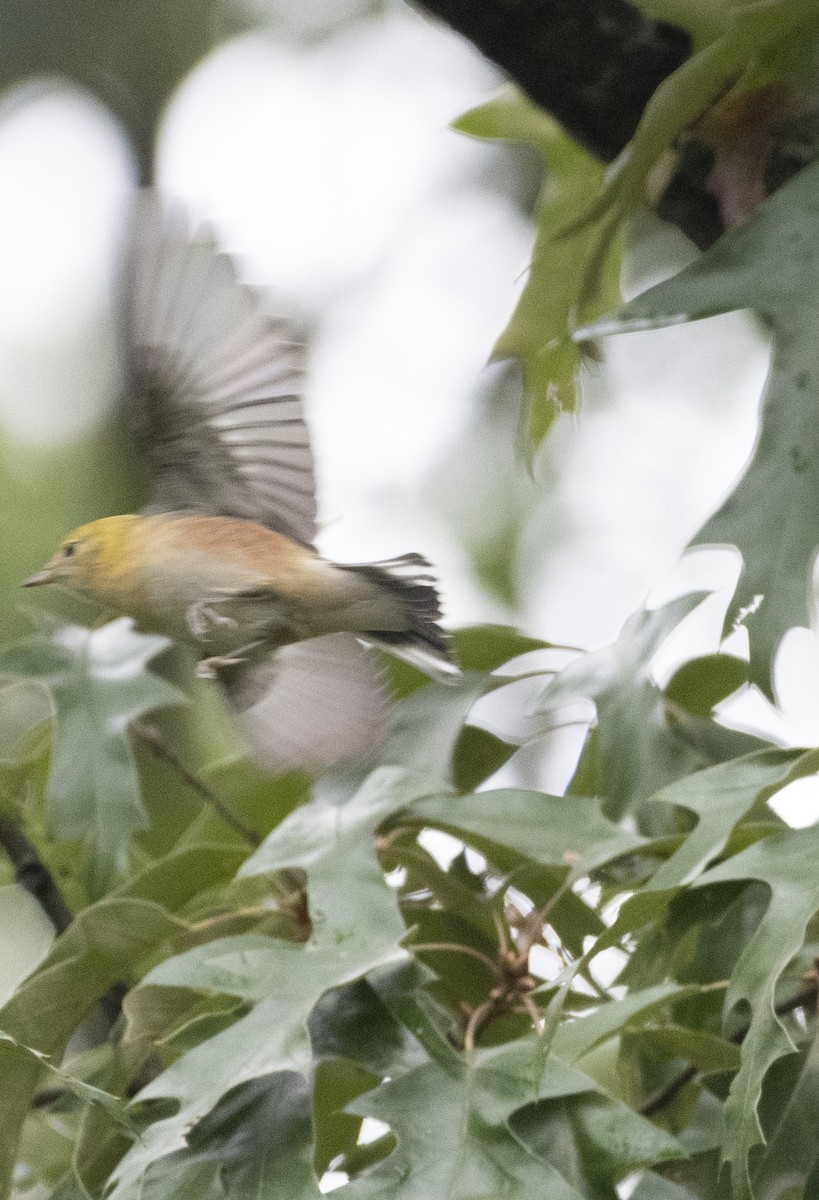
[695,819,819,1198]
[453,625,554,673]
[456,90,620,447]
[537,594,720,822]
[0,900,183,1200]
[428,376,535,605]
[665,655,748,718]
[381,675,495,786]
[0,885,54,1004]
[0,617,184,895]
[583,153,819,694]
[0,680,52,769]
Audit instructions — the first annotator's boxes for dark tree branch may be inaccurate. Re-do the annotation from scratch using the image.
[0,816,72,935]
[414,0,691,162]
[639,980,819,1118]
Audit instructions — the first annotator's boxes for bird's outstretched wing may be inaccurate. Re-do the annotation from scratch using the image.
[125,191,317,547]
[216,633,390,772]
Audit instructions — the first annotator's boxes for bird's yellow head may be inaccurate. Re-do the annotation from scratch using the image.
[23,516,141,596]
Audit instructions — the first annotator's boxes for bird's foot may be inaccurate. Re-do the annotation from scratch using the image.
[196,639,266,679]
[187,598,238,640]
[196,654,245,680]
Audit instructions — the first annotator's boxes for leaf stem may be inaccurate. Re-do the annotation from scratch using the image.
[407,941,504,981]
[131,720,261,848]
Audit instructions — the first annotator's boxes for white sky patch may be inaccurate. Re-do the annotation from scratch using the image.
[768,776,819,829]
[0,83,131,447]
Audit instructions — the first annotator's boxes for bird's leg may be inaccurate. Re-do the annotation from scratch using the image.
[186,596,239,640]
[196,640,265,679]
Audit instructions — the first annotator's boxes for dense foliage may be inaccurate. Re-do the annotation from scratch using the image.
[3,3,819,1200]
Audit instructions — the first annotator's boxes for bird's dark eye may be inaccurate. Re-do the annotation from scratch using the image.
[64,543,76,558]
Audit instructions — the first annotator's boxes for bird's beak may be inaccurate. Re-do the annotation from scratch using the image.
[23,568,57,588]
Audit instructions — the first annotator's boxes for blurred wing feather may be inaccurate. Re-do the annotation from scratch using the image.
[125,191,317,546]
[218,634,389,773]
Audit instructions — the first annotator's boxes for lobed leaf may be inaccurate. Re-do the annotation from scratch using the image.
[0,617,185,895]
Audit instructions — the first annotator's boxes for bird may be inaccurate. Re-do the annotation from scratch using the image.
[24,192,458,773]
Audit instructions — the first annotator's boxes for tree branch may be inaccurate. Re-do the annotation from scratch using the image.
[414,0,691,162]
[130,720,262,848]
[639,980,819,1118]
[0,816,72,935]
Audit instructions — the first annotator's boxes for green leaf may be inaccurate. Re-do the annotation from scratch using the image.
[664,654,748,718]
[344,1059,588,1200]
[646,749,807,891]
[583,153,819,693]
[752,1039,819,1198]
[510,1089,686,1192]
[0,617,185,895]
[565,0,819,304]
[0,842,245,1200]
[637,1024,741,1074]
[552,983,690,1065]
[382,674,495,785]
[694,820,819,1198]
[0,899,183,1200]
[455,90,620,447]
[240,766,421,944]
[451,724,517,793]
[537,594,712,821]
[453,625,555,673]
[140,1073,321,1200]
[404,788,645,874]
[0,1030,136,1133]
[110,929,409,1198]
[0,680,52,770]
[109,769,423,1197]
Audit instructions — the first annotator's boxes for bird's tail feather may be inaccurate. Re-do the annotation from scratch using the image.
[341,553,459,682]
[216,633,389,773]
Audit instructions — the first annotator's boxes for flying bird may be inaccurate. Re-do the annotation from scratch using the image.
[24,193,458,772]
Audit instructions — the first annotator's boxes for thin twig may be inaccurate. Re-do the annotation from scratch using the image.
[464,998,496,1056]
[0,816,72,934]
[517,872,577,958]
[520,991,545,1036]
[407,941,504,981]
[639,980,819,1118]
[131,720,261,847]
